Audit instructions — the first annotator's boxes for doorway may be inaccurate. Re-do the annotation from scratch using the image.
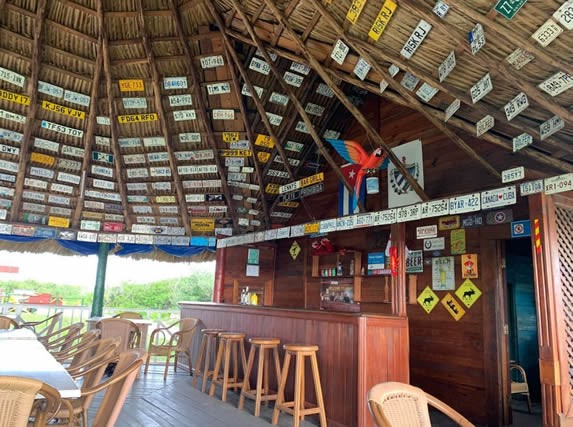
[505,238,541,419]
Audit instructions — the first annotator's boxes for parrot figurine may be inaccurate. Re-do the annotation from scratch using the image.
[325,139,389,212]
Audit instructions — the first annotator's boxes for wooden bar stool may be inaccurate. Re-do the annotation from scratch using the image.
[193,328,225,392]
[272,344,327,427]
[238,337,281,417]
[209,332,247,402]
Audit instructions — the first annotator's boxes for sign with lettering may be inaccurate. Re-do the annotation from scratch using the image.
[63,89,90,107]
[241,84,263,98]
[163,76,188,89]
[502,167,525,183]
[444,99,460,122]
[441,293,466,320]
[119,79,144,92]
[495,0,528,19]
[212,109,234,120]
[512,133,533,152]
[369,0,397,41]
[0,66,25,87]
[0,128,23,143]
[38,81,64,98]
[531,19,563,47]
[538,72,572,97]
[449,193,481,214]
[476,115,495,137]
[0,89,30,105]
[122,97,147,109]
[173,110,196,121]
[179,133,201,143]
[504,92,529,121]
[544,173,573,195]
[0,109,26,123]
[470,73,493,103]
[401,19,432,59]
[505,48,535,70]
[200,55,224,68]
[249,57,271,75]
[117,113,158,124]
[438,51,456,82]
[168,94,192,107]
[207,82,231,95]
[331,39,350,65]
[283,71,304,87]
[540,115,564,140]
[432,257,455,290]
[554,0,573,29]
[469,23,486,54]
[520,179,543,196]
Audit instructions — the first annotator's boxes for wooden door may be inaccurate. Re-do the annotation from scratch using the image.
[529,193,573,426]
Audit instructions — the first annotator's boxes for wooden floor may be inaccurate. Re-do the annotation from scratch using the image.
[89,365,542,427]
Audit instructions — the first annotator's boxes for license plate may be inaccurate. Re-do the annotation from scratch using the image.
[469,23,485,54]
[444,99,460,122]
[173,110,196,121]
[520,180,543,196]
[401,73,419,91]
[212,109,234,120]
[416,82,438,102]
[331,40,350,65]
[553,0,573,29]
[504,92,528,121]
[305,103,325,116]
[396,204,421,222]
[207,82,231,95]
[505,48,534,70]
[38,81,64,98]
[538,72,573,97]
[501,167,525,183]
[449,193,481,214]
[249,57,271,75]
[470,73,493,103]
[544,174,573,195]
[353,58,371,80]
[163,76,188,89]
[531,19,563,47]
[401,19,432,59]
[168,94,193,106]
[421,199,449,218]
[283,71,304,87]
[200,55,224,69]
[476,115,495,136]
[481,186,517,209]
[512,133,532,152]
[540,115,564,140]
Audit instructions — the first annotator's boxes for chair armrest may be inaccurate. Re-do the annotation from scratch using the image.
[426,393,474,427]
[79,359,144,396]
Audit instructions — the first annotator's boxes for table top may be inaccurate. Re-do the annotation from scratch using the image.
[0,328,37,340]
[0,339,80,398]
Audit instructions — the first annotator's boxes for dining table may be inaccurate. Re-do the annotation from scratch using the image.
[0,329,80,398]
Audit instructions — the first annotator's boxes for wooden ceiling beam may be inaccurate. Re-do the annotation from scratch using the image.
[222,43,272,229]
[221,0,360,208]
[45,19,98,44]
[270,0,300,46]
[9,0,48,223]
[137,0,193,235]
[108,33,223,46]
[99,5,133,231]
[208,1,320,220]
[261,0,430,201]
[399,0,572,127]
[289,0,502,180]
[56,0,96,16]
[72,37,105,228]
[451,1,573,76]
[179,0,204,13]
[168,0,240,231]
[105,9,172,18]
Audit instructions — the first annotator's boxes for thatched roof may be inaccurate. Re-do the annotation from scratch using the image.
[0,0,570,257]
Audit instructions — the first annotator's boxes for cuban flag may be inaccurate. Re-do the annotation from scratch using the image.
[339,163,365,217]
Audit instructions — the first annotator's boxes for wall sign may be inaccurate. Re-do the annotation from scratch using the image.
[455,279,482,309]
[438,215,460,230]
[441,293,466,321]
[511,220,531,238]
[432,257,455,290]
[461,254,479,278]
[450,229,466,255]
[417,286,439,313]
[406,250,424,273]
[289,240,301,260]
[424,237,445,251]
[416,225,437,239]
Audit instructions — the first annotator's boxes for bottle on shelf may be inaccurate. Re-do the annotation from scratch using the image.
[337,261,343,276]
[349,259,355,276]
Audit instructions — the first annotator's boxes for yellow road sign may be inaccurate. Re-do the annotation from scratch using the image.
[441,293,466,321]
[289,240,301,260]
[455,279,482,309]
[416,286,439,314]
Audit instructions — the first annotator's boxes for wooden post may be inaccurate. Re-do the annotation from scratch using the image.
[213,247,226,303]
[390,223,407,317]
[90,243,109,317]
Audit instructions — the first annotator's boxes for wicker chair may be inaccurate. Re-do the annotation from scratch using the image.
[78,349,147,427]
[52,329,101,365]
[510,362,532,413]
[144,317,200,380]
[41,322,84,353]
[112,312,143,320]
[21,312,63,337]
[0,375,74,427]
[0,315,19,330]
[54,339,120,427]
[368,382,474,427]
[95,318,141,353]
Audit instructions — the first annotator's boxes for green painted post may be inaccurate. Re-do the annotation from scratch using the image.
[90,243,110,317]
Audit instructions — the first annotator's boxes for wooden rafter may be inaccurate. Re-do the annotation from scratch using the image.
[222,24,571,173]
[72,36,105,228]
[100,6,133,231]
[270,0,301,46]
[215,0,366,212]
[399,0,572,127]
[451,1,573,76]
[311,0,501,181]
[222,43,272,228]
[260,0,431,201]
[136,0,193,235]
[167,0,240,230]
[208,4,318,221]
[9,0,47,222]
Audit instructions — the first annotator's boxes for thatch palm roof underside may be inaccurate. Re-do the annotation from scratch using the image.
[0,0,571,252]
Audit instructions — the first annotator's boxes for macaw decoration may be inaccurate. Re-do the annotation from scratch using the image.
[326,139,389,212]
[311,237,336,256]
[389,246,399,277]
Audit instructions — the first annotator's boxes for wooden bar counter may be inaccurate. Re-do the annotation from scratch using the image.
[179,302,409,427]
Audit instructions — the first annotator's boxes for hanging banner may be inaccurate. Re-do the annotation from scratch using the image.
[388,139,424,208]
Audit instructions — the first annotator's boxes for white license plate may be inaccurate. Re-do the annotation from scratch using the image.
[544,174,573,195]
[501,167,525,183]
[512,133,532,152]
[540,115,564,140]
[538,72,573,97]
[553,0,573,29]
[476,115,495,136]
[449,193,481,214]
[520,180,543,196]
[401,19,432,59]
[532,19,563,47]
[504,92,528,121]
[470,73,493,103]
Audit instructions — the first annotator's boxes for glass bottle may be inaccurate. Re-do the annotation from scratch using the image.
[349,259,355,276]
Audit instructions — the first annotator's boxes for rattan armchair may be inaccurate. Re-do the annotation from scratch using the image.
[95,318,141,353]
[78,349,146,427]
[41,322,84,353]
[52,329,101,365]
[0,375,74,427]
[144,317,200,380]
[112,312,143,319]
[510,362,532,413]
[368,382,474,427]
[21,312,63,337]
[0,315,19,330]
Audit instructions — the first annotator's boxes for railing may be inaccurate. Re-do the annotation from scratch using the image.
[0,303,180,343]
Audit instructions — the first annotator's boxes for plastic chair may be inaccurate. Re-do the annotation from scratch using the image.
[510,362,532,413]
[0,375,74,427]
[78,349,147,427]
[368,382,474,427]
[41,322,84,353]
[21,311,63,337]
[144,317,200,380]
[0,315,19,330]
[112,312,143,320]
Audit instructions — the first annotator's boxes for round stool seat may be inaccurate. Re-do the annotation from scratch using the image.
[283,344,319,352]
[219,332,246,339]
[249,337,280,345]
[202,328,224,335]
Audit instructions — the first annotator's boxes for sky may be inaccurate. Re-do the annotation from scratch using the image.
[0,250,215,289]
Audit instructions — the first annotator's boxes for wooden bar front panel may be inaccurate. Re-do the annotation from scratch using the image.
[180,302,408,427]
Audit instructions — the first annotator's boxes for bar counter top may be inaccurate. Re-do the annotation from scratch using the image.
[180,301,409,427]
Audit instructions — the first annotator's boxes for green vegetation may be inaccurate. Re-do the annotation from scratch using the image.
[0,272,214,309]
